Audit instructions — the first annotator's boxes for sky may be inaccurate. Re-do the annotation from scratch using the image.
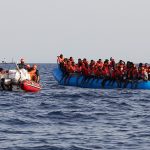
[0,0,150,63]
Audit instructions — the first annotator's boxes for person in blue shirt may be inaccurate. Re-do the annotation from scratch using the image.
[17,58,27,69]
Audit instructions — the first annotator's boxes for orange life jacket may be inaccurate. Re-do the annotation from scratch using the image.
[29,69,37,81]
[96,62,103,68]
[57,57,64,64]
[82,66,89,76]
[75,65,82,73]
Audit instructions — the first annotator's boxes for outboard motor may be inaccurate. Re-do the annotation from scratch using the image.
[1,78,12,91]
[0,68,30,91]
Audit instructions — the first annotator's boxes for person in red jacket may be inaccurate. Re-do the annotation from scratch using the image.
[81,63,90,86]
[115,66,125,88]
[101,60,111,87]
[96,59,103,68]
[94,66,103,83]
[63,61,76,84]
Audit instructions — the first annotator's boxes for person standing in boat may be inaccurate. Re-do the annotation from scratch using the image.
[28,64,40,83]
[17,58,27,69]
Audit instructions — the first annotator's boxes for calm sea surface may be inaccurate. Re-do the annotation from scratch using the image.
[0,64,150,150]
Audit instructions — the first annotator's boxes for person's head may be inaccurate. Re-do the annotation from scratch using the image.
[0,68,3,72]
[20,58,25,64]
[69,57,73,61]
[83,58,87,62]
[60,54,63,58]
[33,64,37,70]
[98,59,102,62]
[26,64,30,70]
[72,62,75,66]
[130,62,134,68]
[139,63,143,68]
[145,63,148,67]
[78,58,82,64]
[104,59,109,64]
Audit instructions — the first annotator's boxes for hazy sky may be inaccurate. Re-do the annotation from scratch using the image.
[0,0,150,63]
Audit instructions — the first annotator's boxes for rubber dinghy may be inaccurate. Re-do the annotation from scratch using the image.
[53,67,150,90]
[0,69,41,92]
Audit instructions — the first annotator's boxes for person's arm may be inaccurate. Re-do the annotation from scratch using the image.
[36,70,40,83]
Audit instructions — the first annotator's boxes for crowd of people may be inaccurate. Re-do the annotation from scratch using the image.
[17,58,40,83]
[0,58,40,83]
[57,54,150,87]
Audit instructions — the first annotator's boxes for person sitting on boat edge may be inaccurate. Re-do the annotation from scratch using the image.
[57,54,64,70]
[28,64,40,83]
[17,58,27,69]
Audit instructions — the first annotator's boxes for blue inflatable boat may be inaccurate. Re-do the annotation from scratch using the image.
[53,67,150,89]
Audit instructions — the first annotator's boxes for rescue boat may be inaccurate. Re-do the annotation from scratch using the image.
[0,69,41,92]
[53,67,150,90]
[20,80,41,92]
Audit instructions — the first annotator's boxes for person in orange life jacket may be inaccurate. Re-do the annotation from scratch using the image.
[83,58,89,67]
[123,62,136,88]
[138,67,148,81]
[90,65,101,83]
[107,66,117,86]
[75,63,82,74]
[59,58,68,83]
[124,63,139,88]
[101,59,111,87]
[75,61,83,86]
[60,58,68,76]
[131,65,138,80]
[96,59,103,68]
[131,66,139,88]
[63,60,77,84]
[138,63,143,72]
[57,54,64,64]
[29,64,40,83]
[85,65,96,84]
[144,63,149,72]
[137,63,144,79]
[81,63,90,86]
[64,61,76,84]
[69,57,74,63]
[117,60,125,69]
[109,57,115,69]
[94,66,103,83]
[77,58,83,67]
[17,58,27,69]
[57,54,64,70]
[81,63,89,77]
[89,60,95,68]
[102,59,110,76]
[115,66,125,88]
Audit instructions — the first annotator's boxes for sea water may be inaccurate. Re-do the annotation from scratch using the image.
[0,64,150,150]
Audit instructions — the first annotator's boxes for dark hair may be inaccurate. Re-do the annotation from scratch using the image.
[0,68,3,72]
[139,63,143,67]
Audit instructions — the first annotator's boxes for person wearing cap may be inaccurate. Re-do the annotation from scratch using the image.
[28,64,40,83]
[17,58,27,69]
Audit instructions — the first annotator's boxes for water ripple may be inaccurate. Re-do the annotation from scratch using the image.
[0,64,150,149]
